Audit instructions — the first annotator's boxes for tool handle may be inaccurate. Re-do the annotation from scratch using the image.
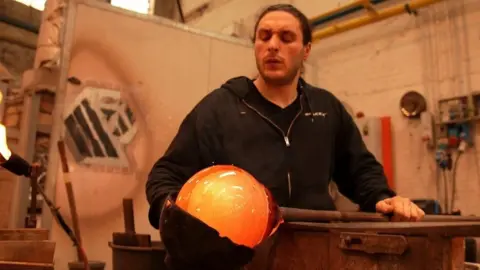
[65,181,83,261]
[123,199,135,233]
[57,141,70,174]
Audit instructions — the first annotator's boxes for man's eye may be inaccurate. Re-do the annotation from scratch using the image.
[281,33,295,43]
[258,31,272,41]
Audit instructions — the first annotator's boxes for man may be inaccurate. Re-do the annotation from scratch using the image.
[146,4,425,232]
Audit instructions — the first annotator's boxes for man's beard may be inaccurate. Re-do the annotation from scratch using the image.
[256,60,302,86]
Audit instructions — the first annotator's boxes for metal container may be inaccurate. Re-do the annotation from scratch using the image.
[68,260,106,270]
[109,240,167,270]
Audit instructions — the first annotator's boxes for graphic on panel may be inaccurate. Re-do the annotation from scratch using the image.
[63,86,138,170]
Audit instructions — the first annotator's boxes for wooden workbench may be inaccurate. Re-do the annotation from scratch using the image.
[246,221,480,270]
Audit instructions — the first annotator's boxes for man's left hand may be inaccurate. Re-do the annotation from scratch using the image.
[375,196,425,222]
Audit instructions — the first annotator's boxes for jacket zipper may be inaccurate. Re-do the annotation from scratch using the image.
[242,99,303,201]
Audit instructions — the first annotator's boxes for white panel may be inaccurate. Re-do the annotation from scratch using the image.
[208,38,256,91]
[47,2,256,268]
[355,117,383,163]
[57,1,213,216]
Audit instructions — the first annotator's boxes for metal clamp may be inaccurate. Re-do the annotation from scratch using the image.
[339,232,408,255]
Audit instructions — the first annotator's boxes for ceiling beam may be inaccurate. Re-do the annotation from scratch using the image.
[182,0,211,15]
[188,0,275,32]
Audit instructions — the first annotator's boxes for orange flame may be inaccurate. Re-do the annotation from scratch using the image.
[0,124,11,161]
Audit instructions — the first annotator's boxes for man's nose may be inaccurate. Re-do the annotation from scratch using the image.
[267,36,280,52]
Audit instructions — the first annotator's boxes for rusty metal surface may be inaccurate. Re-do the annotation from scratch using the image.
[248,226,467,270]
[245,234,278,270]
[339,232,408,255]
[248,208,479,269]
[329,233,464,270]
[258,230,330,270]
[112,198,151,247]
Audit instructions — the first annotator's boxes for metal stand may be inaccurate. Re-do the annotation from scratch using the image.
[8,90,43,228]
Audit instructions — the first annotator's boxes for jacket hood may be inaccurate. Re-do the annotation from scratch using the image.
[220,76,253,98]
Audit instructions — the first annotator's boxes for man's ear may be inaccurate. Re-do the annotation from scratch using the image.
[303,42,312,61]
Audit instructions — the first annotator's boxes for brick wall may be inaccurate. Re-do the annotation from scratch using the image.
[311,0,480,215]
[0,0,40,81]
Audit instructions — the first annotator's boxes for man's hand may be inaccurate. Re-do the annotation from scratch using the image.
[375,196,425,221]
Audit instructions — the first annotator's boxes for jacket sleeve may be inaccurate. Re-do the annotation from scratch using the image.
[145,105,209,229]
[332,100,396,212]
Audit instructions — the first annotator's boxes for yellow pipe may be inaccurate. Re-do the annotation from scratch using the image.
[312,0,444,43]
[360,0,378,14]
[308,0,367,24]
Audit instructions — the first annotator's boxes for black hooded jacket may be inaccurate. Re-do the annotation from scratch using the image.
[146,76,395,229]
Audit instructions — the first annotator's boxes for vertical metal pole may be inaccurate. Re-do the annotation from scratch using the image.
[8,92,41,228]
[40,0,77,232]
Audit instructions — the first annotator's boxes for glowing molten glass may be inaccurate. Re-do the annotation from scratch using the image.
[176,165,280,248]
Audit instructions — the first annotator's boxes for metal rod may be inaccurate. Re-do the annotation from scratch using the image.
[26,175,38,228]
[309,0,365,22]
[312,0,445,42]
[58,140,85,266]
[281,207,388,222]
[280,207,480,223]
[309,0,388,28]
[122,199,136,234]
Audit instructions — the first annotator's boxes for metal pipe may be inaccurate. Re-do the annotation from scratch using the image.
[281,207,388,222]
[0,15,39,34]
[280,207,480,223]
[309,0,388,28]
[312,0,445,42]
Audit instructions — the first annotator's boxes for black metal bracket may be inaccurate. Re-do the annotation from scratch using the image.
[405,4,418,16]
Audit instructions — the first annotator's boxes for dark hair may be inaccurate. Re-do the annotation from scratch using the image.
[252,4,312,45]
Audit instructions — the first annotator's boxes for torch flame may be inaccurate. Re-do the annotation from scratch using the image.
[0,124,12,162]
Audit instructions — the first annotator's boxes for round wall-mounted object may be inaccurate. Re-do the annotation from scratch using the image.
[400,91,426,118]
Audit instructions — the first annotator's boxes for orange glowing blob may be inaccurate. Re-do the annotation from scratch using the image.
[176,165,281,248]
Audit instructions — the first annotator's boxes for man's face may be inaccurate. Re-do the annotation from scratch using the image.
[254,11,311,86]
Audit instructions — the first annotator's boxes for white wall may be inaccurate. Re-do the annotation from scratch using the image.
[310,0,480,215]
[185,0,354,37]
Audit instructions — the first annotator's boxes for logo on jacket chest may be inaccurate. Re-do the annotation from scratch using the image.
[304,112,328,117]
